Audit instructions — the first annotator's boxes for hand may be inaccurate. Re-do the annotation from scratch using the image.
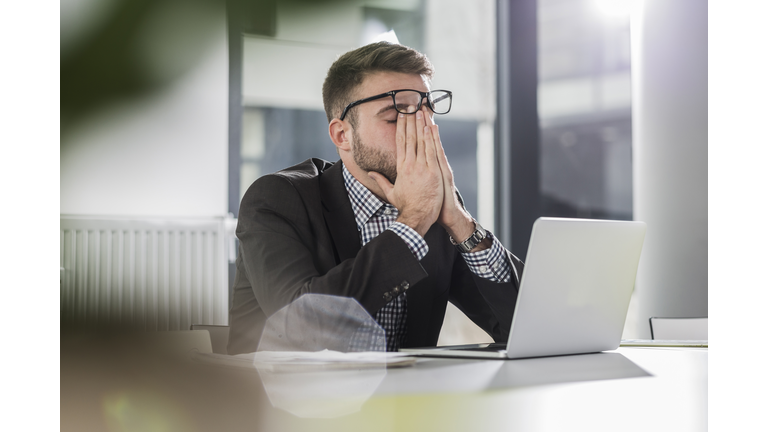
[368,106,444,237]
[423,111,489,251]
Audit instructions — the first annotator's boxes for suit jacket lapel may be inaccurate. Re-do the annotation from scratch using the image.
[320,161,361,263]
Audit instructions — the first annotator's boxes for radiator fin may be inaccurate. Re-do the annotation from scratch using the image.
[60,217,231,331]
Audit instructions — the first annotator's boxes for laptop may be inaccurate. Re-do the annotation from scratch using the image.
[401,217,647,359]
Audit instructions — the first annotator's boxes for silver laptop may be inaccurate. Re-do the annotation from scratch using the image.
[401,217,647,359]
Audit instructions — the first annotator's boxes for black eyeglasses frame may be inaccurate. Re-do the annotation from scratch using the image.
[338,89,452,121]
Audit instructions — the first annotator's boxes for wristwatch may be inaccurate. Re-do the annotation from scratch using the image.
[450,219,487,253]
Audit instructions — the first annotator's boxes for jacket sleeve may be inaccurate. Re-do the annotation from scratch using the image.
[445,239,525,343]
[236,173,430,319]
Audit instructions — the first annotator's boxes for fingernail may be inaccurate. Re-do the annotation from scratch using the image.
[416,111,423,119]
[399,112,404,118]
[424,126,430,133]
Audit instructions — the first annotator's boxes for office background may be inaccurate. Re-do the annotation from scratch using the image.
[59,0,706,341]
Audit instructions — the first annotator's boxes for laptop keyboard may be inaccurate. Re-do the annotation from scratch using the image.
[453,343,507,352]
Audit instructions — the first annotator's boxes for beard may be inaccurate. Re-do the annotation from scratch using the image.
[351,128,398,184]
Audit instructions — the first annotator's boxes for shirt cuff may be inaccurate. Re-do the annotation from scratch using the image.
[460,230,512,283]
[387,222,429,261]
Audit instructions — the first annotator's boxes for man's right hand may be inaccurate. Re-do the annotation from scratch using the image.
[368,106,444,237]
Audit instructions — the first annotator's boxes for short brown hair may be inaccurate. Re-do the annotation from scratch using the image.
[322,42,434,125]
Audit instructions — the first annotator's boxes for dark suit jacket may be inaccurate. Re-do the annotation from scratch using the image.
[227,158,524,354]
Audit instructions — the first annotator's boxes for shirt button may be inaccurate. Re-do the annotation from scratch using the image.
[400,281,410,290]
[479,265,489,273]
[492,262,500,270]
[383,208,392,215]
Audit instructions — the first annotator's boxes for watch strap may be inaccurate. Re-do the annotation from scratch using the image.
[450,220,486,253]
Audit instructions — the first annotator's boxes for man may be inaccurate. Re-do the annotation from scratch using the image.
[228,42,524,354]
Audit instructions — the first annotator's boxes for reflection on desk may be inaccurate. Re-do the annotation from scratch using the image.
[258,366,385,418]
[61,329,707,432]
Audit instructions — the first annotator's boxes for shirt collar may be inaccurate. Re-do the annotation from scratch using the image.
[342,163,394,231]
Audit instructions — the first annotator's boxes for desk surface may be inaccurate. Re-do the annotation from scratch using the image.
[61,335,707,432]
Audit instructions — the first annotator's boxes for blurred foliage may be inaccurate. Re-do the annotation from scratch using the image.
[60,0,225,135]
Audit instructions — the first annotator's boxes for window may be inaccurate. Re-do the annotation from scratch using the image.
[231,0,498,225]
[538,0,633,220]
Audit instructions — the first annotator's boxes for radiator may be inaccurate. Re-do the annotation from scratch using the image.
[60,215,236,331]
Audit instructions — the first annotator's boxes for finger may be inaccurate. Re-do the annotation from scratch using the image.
[429,124,457,215]
[423,106,440,162]
[422,115,438,166]
[395,111,406,166]
[368,171,395,200]
[404,106,417,162]
[415,108,426,161]
[424,107,436,127]
[431,124,454,184]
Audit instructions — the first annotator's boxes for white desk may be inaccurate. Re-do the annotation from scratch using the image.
[255,347,707,432]
[61,336,707,432]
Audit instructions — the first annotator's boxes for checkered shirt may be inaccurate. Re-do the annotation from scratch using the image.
[342,164,513,351]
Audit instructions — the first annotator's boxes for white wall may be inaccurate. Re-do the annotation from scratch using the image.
[424,0,497,123]
[626,0,708,338]
[60,14,228,218]
[239,0,496,123]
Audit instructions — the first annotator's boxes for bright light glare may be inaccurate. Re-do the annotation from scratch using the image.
[592,0,635,20]
[372,29,400,45]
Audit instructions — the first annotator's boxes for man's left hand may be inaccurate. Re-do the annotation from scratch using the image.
[423,107,491,252]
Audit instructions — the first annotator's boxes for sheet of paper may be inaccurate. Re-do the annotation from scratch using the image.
[191,350,417,370]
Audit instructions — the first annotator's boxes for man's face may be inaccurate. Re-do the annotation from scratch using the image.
[347,71,431,184]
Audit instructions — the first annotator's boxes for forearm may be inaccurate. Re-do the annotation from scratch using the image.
[236,172,428,318]
[445,229,525,342]
[239,226,428,318]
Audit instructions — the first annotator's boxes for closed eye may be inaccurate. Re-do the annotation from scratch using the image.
[376,104,397,116]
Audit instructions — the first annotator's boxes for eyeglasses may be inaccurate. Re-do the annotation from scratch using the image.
[339,89,452,121]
